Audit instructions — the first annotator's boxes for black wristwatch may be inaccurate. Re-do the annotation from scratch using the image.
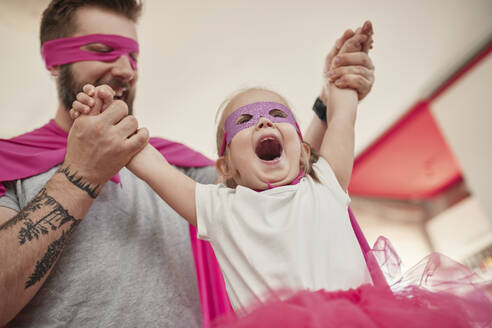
[312,97,327,122]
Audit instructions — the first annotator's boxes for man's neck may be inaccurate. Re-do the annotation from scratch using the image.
[53,104,73,133]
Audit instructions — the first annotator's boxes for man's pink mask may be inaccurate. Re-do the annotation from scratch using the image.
[220,102,302,156]
[41,34,139,70]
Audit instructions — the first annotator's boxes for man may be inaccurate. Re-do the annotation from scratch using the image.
[0,1,375,326]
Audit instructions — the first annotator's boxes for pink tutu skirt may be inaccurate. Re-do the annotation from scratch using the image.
[214,237,492,328]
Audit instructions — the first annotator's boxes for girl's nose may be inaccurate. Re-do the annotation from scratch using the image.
[256,117,273,130]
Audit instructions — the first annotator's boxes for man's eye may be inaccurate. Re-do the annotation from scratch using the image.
[81,43,113,53]
[269,109,288,118]
[129,52,139,62]
[235,114,252,124]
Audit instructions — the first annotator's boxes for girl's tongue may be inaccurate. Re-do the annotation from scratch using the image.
[255,137,282,161]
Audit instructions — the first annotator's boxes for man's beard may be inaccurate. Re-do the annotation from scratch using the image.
[58,64,135,115]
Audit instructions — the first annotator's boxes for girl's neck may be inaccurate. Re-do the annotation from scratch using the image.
[255,168,305,192]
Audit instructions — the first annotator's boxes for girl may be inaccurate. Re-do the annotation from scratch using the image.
[71,25,491,327]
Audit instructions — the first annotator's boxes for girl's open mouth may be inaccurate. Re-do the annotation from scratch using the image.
[255,136,283,161]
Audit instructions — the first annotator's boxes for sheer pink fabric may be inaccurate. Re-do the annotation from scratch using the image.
[213,236,492,328]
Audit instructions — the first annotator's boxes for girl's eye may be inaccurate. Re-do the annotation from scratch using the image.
[235,114,252,125]
[269,109,288,118]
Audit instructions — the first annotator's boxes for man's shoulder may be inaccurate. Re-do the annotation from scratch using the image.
[176,165,217,185]
[149,137,214,168]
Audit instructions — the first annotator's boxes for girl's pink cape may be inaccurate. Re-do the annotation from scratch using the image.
[0,120,386,327]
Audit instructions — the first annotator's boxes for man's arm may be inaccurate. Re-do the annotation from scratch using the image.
[304,21,374,153]
[0,172,96,326]
[0,101,148,326]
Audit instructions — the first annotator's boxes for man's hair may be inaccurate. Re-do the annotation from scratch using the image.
[40,0,143,46]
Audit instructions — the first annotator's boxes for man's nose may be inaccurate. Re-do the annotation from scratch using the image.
[256,117,274,130]
[112,55,136,82]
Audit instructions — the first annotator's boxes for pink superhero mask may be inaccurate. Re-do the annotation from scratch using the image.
[41,34,139,70]
[220,101,302,156]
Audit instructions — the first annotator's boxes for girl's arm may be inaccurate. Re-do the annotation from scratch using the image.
[319,86,358,191]
[127,144,198,226]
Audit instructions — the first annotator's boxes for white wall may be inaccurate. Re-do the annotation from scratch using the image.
[2,0,492,161]
[431,54,492,224]
[0,21,57,137]
[426,197,492,261]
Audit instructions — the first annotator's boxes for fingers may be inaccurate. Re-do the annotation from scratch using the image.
[76,91,95,107]
[336,21,374,56]
[333,74,371,100]
[115,115,139,139]
[125,127,150,155]
[332,52,374,70]
[338,33,368,55]
[324,29,355,73]
[361,20,373,37]
[329,52,375,101]
[360,21,374,53]
[333,74,372,100]
[69,109,80,120]
[95,85,115,112]
[326,65,372,83]
[337,29,356,51]
[71,91,95,119]
[72,84,115,118]
[362,37,374,53]
[100,100,129,125]
[70,101,91,119]
[70,84,96,119]
[83,84,96,97]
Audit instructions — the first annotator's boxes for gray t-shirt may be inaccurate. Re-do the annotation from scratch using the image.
[0,164,216,328]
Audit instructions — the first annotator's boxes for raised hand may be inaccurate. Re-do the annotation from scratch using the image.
[322,20,375,102]
[70,84,116,119]
[64,93,149,196]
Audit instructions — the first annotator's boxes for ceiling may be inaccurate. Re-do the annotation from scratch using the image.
[1,0,491,160]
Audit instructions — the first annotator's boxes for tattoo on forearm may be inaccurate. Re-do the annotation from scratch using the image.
[25,220,80,289]
[0,188,74,235]
[0,187,82,288]
[57,165,100,198]
[16,188,78,245]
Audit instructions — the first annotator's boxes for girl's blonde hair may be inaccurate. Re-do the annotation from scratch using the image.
[215,87,319,188]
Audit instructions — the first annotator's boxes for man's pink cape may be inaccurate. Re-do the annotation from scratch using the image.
[0,120,376,327]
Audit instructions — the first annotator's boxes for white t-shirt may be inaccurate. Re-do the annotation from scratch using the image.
[195,157,372,310]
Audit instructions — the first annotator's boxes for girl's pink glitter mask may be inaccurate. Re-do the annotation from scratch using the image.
[41,34,139,70]
[220,102,302,156]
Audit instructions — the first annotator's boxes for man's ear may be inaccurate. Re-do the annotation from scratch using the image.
[48,66,60,78]
[216,156,234,180]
